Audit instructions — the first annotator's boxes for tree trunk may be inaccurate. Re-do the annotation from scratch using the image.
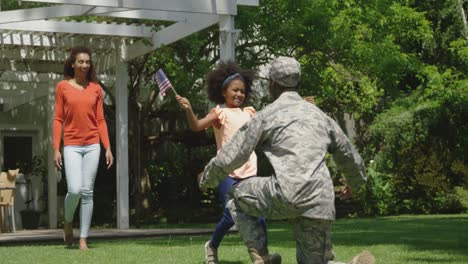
[457,0,468,39]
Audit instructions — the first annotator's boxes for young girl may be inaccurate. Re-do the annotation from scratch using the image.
[176,61,267,264]
[53,46,113,250]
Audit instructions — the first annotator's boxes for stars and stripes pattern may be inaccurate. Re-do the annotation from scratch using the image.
[155,69,174,96]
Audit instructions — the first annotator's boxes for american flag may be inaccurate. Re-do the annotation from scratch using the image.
[155,69,174,96]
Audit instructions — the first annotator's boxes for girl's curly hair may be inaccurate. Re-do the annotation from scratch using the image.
[207,61,256,104]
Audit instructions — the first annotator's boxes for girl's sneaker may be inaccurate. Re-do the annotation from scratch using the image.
[348,250,375,264]
[204,240,218,264]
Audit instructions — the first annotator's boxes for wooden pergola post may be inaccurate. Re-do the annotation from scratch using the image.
[115,42,129,229]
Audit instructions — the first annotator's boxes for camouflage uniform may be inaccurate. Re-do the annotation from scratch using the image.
[200,57,367,264]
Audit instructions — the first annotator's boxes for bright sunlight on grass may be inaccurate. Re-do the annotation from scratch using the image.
[1,214,467,264]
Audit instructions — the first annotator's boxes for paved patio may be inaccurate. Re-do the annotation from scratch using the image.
[0,228,219,245]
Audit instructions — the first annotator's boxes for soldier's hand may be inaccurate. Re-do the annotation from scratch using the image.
[304,96,315,104]
[339,178,353,200]
[197,172,207,192]
[197,172,203,184]
[340,185,353,200]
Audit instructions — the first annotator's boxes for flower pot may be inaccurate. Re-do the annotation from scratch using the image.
[20,210,41,229]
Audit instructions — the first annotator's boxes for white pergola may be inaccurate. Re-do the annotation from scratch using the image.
[0,0,258,229]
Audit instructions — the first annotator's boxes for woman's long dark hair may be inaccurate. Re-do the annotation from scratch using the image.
[63,46,98,82]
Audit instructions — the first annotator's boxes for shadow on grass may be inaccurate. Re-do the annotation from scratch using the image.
[31,214,462,263]
[404,257,456,263]
[206,262,243,264]
[109,215,467,260]
[266,215,468,257]
[192,261,243,264]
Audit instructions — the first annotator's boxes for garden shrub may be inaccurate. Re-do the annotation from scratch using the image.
[364,71,466,215]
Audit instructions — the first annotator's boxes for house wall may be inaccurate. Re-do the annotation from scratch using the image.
[0,95,49,161]
[0,95,52,228]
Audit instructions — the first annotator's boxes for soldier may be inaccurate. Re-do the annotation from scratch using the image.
[199,56,375,264]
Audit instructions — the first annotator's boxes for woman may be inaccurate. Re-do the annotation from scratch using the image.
[53,46,113,250]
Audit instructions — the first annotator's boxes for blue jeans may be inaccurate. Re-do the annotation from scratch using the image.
[210,176,267,249]
[63,144,100,238]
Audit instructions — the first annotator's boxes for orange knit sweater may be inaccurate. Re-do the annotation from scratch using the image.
[53,80,110,150]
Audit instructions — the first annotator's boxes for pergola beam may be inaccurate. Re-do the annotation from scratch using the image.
[96,9,218,22]
[237,0,259,6]
[0,33,61,47]
[126,15,219,60]
[0,6,218,24]
[0,61,114,75]
[0,89,49,112]
[154,16,219,48]
[0,71,115,82]
[0,48,68,61]
[19,0,238,15]
[0,60,62,73]
[0,81,48,93]
[0,5,96,24]
[0,20,153,38]
[0,33,124,53]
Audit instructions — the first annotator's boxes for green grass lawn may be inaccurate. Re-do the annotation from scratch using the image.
[1,214,467,264]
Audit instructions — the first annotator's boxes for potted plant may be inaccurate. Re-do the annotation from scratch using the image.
[20,155,47,229]
[20,201,41,229]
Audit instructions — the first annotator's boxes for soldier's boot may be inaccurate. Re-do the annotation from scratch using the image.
[204,240,219,264]
[248,248,282,264]
[347,250,375,264]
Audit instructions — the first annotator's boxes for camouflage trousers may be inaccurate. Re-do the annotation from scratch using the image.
[226,176,347,264]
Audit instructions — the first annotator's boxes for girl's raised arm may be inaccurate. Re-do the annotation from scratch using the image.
[176,95,217,131]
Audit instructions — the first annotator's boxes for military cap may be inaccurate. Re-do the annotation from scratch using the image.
[269,56,301,87]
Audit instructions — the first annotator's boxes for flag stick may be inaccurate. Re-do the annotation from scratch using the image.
[170,86,179,96]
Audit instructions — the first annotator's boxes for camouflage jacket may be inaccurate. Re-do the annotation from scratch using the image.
[200,91,367,220]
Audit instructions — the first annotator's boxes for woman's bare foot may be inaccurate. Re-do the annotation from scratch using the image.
[63,222,73,247]
[79,237,89,250]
